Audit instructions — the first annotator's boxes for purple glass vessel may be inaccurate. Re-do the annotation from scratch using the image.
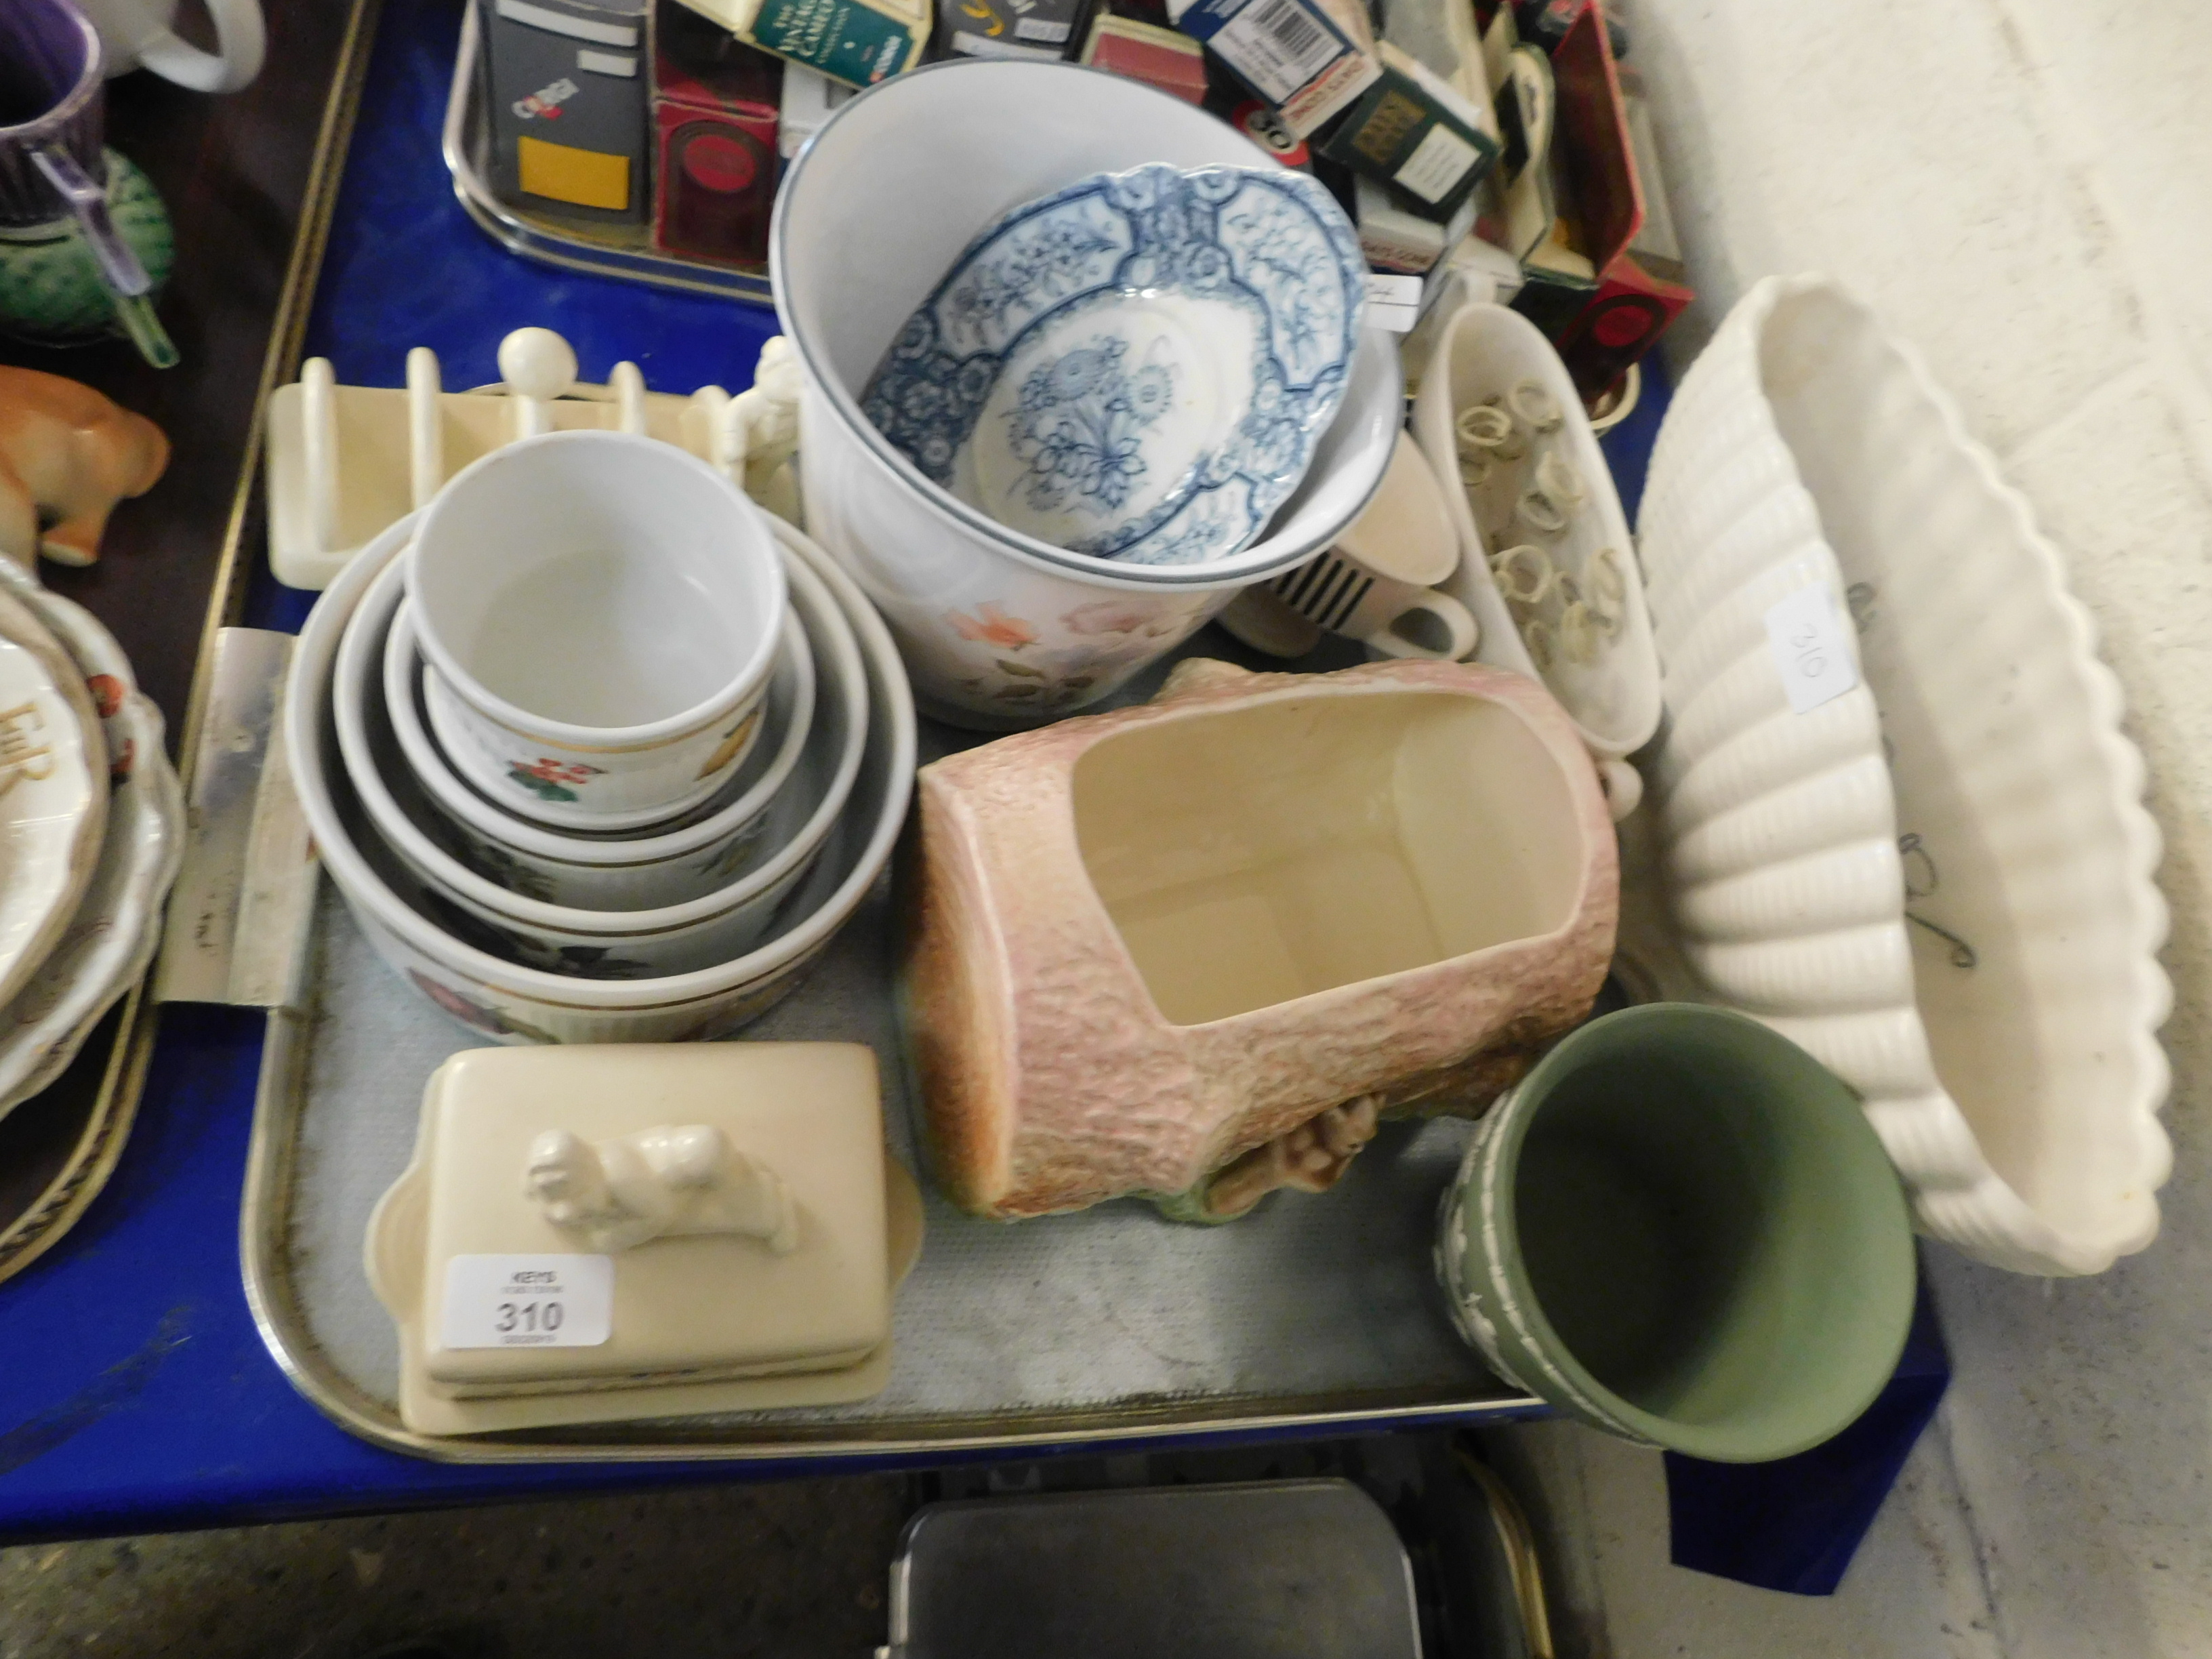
[0,0,175,363]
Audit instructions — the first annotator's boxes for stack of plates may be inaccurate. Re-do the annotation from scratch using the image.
[0,563,184,1129]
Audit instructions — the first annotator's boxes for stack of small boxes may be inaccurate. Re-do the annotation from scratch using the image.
[476,0,1686,401]
[481,0,787,264]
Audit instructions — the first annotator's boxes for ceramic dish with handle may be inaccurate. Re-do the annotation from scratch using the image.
[1635,273,2170,1277]
[776,58,1401,726]
[332,519,868,979]
[1410,303,1660,818]
[384,563,825,914]
[863,162,1365,568]
[286,512,916,1044]
[0,567,182,1118]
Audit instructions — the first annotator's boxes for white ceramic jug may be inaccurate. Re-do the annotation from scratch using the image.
[77,0,264,93]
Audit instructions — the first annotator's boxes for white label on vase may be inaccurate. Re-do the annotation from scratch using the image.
[1764,585,1860,714]
[1364,274,1423,332]
[441,1254,613,1349]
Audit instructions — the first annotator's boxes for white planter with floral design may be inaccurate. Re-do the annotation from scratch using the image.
[773,58,1401,729]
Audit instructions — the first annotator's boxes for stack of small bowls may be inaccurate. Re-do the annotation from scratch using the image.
[283,429,916,1045]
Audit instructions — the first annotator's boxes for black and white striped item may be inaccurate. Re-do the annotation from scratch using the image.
[1271,552,1375,632]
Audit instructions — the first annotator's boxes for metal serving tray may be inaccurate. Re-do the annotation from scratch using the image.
[239,697,1546,1463]
[443,7,777,308]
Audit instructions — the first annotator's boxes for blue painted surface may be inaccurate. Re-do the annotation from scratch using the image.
[0,0,1673,1542]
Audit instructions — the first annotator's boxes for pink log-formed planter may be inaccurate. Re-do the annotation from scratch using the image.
[903,657,1619,1221]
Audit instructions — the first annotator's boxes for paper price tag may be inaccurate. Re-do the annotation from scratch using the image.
[441,1254,612,1351]
[1364,273,1423,333]
[1764,585,1860,714]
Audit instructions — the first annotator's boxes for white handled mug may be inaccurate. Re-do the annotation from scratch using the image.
[78,0,265,92]
[1265,550,1481,659]
[1223,432,1479,660]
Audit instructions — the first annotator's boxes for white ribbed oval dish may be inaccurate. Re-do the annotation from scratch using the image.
[1637,274,2171,1277]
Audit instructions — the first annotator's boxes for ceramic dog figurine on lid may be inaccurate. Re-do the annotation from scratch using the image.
[903,656,1618,1221]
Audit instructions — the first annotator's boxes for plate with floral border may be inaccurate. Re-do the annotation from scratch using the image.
[863,162,1366,568]
[0,568,184,1120]
[0,583,106,1019]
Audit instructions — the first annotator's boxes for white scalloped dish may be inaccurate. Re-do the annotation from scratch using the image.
[1637,274,2171,1277]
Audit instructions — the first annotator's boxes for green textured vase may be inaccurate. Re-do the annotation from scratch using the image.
[1435,1004,1917,1463]
[0,150,176,350]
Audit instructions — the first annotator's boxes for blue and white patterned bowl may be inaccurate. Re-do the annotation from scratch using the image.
[862,163,1366,568]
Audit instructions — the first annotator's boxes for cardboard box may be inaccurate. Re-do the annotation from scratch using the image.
[1354,173,1475,274]
[938,0,1091,60]
[480,0,653,225]
[777,62,852,155]
[653,0,781,264]
[1080,13,1208,104]
[672,0,926,87]
[1315,41,1498,222]
[1170,0,1377,136]
[1554,253,1690,399]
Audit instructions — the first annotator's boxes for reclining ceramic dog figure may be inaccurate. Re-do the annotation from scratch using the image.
[0,368,169,568]
[524,1124,799,1254]
[906,656,1619,1223]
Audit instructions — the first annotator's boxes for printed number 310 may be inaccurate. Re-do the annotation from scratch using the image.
[497,1300,565,1334]
[1785,619,1832,681]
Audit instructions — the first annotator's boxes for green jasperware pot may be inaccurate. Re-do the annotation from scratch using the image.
[1435,1003,1916,1463]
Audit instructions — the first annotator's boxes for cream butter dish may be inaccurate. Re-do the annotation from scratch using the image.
[367,1042,920,1435]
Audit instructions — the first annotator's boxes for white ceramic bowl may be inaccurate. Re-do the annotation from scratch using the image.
[773,56,1401,728]
[1637,273,2171,1277]
[333,520,868,977]
[384,562,825,914]
[1410,302,1660,814]
[409,431,787,825]
[287,512,916,1043]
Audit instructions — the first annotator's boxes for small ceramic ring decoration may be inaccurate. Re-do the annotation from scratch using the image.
[407,431,785,825]
[1457,451,1493,490]
[1517,485,1570,536]
[1535,451,1585,510]
[1507,379,1563,432]
[1455,404,1517,455]
[1522,617,1555,669]
[1490,544,1553,606]
[1591,545,1626,606]
[1559,600,1597,666]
